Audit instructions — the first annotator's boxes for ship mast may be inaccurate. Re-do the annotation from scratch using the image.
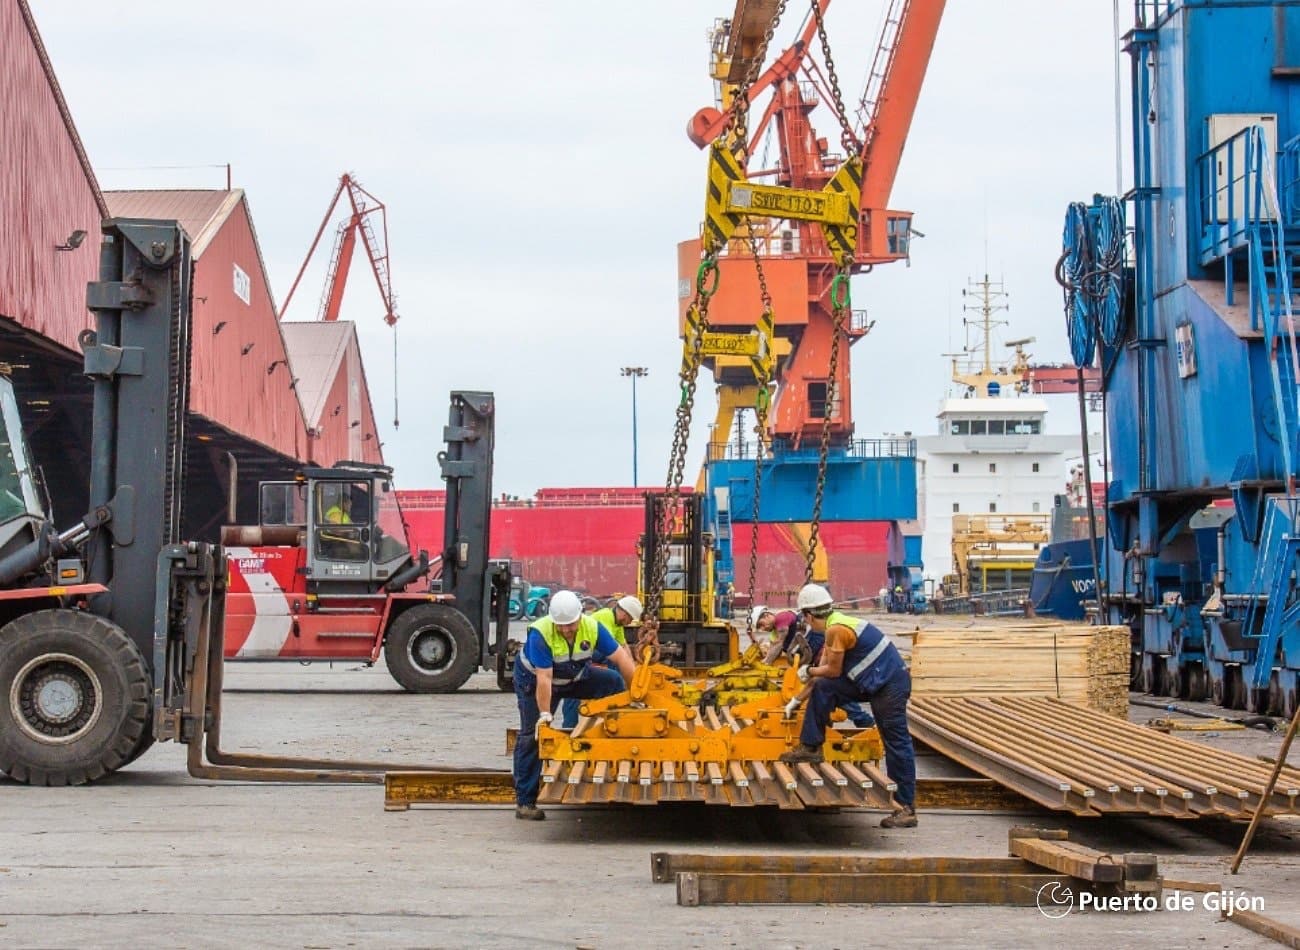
[948,274,1030,397]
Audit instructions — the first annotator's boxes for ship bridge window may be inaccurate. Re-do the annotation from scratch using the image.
[988,420,1005,435]
[970,420,987,435]
[1010,419,1041,435]
[949,420,969,435]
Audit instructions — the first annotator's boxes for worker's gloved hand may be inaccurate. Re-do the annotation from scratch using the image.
[796,664,811,683]
[535,711,553,741]
[783,697,802,719]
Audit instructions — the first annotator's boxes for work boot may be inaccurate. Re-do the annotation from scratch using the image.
[515,805,546,821]
[779,743,825,765]
[880,805,917,828]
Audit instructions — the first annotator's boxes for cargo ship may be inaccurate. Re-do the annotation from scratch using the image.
[397,487,894,607]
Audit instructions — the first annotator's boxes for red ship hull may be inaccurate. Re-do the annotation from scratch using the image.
[398,487,891,607]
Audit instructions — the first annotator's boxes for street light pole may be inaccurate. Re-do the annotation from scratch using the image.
[620,366,648,487]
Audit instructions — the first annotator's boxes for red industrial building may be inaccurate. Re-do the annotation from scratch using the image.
[0,2,385,536]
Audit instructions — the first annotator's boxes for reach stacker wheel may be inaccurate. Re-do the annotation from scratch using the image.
[384,603,478,693]
[0,609,151,786]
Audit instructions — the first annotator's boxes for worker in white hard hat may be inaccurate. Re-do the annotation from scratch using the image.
[756,596,875,729]
[780,583,918,829]
[512,590,636,820]
[559,594,647,729]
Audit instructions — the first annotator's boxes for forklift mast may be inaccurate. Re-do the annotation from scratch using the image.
[83,218,195,659]
[436,391,510,667]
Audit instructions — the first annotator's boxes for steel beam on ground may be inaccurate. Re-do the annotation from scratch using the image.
[384,771,514,810]
[651,853,1040,883]
[675,871,1077,907]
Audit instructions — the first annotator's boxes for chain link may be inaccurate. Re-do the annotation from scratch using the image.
[645,2,793,635]
[804,263,851,584]
[724,0,790,159]
[808,0,861,156]
[743,233,776,643]
[643,266,716,628]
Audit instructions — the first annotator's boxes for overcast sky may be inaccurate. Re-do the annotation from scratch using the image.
[37,1,1120,497]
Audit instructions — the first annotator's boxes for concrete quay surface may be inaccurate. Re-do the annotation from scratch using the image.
[2,643,1298,948]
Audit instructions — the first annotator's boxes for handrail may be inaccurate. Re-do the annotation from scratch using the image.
[706,438,916,462]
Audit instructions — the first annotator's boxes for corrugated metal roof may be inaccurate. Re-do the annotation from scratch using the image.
[105,189,241,255]
[280,320,353,425]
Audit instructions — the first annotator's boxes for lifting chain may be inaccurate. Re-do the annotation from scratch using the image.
[643,0,791,639]
[643,257,719,632]
[726,0,790,158]
[743,233,777,645]
[808,0,862,157]
[804,265,851,585]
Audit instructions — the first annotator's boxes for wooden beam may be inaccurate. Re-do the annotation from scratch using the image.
[1008,830,1125,883]
[675,871,1076,906]
[650,852,1038,884]
[1222,907,1300,949]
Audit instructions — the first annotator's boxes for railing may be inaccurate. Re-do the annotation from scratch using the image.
[1281,135,1300,228]
[1197,125,1274,264]
[1134,0,1175,29]
[706,437,917,463]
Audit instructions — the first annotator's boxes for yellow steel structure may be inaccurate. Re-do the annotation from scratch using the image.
[947,514,1050,596]
[532,642,887,809]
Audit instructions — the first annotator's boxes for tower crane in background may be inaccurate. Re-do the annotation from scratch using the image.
[280,173,401,427]
[666,0,944,612]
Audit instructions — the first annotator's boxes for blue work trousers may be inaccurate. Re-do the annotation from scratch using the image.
[800,667,915,807]
[513,658,624,806]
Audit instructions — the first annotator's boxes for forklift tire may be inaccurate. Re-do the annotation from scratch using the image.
[0,609,150,786]
[384,604,479,693]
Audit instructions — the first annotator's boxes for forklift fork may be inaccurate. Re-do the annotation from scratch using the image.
[155,543,503,784]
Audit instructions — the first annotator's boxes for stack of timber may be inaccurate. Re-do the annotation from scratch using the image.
[910,622,1129,716]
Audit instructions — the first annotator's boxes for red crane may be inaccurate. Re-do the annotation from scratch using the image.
[281,173,401,425]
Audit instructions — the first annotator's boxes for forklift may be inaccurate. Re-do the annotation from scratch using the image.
[221,392,511,693]
[0,218,498,786]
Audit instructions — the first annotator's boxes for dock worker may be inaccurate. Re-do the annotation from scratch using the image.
[323,491,352,525]
[759,599,875,729]
[560,595,643,728]
[779,583,916,828]
[513,589,635,820]
[750,605,797,656]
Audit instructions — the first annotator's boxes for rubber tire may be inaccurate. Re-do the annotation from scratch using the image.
[383,603,479,693]
[0,609,150,786]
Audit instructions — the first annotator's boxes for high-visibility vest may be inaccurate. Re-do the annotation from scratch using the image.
[591,606,627,647]
[826,611,905,692]
[519,614,602,684]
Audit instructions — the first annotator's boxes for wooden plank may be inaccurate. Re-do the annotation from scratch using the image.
[676,871,1076,906]
[1009,835,1124,883]
[1222,907,1300,949]
[650,853,1040,884]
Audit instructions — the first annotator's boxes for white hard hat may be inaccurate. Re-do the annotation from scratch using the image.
[549,590,583,625]
[616,595,643,623]
[796,583,834,612]
[749,605,772,629]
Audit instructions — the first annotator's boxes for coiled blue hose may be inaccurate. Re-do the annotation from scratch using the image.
[1062,202,1096,368]
[1059,196,1127,367]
